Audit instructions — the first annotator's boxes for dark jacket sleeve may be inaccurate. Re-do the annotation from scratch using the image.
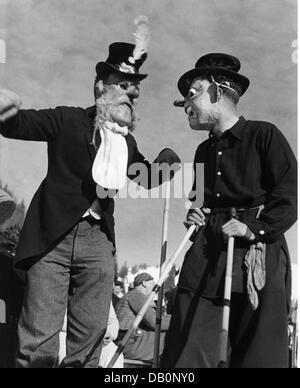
[246,125,297,243]
[126,134,154,189]
[0,107,64,141]
[128,292,170,331]
[126,134,180,189]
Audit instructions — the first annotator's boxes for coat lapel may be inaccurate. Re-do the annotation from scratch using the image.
[84,106,133,166]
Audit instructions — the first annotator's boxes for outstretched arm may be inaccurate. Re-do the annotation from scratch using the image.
[127,133,181,189]
[0,89,63,141]
[0,89,21,122]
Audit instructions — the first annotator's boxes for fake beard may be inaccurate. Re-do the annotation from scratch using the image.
[91,84,136,190]
[95,84,137,130]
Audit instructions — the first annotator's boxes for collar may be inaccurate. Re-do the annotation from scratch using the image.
[228,116,246,140]
[209,116,246,142]
[86,105,96,118]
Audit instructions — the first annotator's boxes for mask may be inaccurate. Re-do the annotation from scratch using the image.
[95,81,137,130]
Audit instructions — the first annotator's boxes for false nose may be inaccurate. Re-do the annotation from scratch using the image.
[126,84,140,99]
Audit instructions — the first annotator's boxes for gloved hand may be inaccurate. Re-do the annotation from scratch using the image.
[154,148,181,182]
[154,148,181,166]
[0,89,21,122]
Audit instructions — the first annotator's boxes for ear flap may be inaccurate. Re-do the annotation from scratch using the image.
[207,81,218,103]
[95,80,104,97]
[207,80,224,104]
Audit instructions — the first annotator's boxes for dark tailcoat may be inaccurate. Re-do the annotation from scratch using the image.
[0,106,155,269]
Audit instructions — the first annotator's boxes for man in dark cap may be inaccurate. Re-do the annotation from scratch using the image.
[115,272,170,364]
[162,53,297,368]
[0,39,180,368]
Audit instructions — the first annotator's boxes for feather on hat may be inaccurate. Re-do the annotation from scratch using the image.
[95,15,151,80]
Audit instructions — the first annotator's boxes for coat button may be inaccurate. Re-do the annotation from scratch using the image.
[217,171,222,176]
[218,152,222,156]
[216,193,221,198]
[259,230,265,235]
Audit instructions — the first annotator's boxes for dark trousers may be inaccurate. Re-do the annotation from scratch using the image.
[15,218,115,368]
[162,251,290,369]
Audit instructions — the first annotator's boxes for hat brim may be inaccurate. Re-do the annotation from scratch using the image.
[178,66,250,97]
[96,62,148,81]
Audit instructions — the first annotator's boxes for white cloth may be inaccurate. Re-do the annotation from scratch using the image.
[99,341,124,369]
[82,199,102,220]
[99,303,124,368]
[244,242,266,311]
[92,121,129,190]
[106,303,119,341]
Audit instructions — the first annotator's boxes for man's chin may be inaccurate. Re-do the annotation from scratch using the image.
[107,112,131,127]
[112,117,132,128]
[188,119,210,131]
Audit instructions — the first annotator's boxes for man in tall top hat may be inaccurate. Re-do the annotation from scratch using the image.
[161,53,297,368]
[0,27,180,366]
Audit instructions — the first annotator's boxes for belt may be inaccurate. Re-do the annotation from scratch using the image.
[210,204,264,215]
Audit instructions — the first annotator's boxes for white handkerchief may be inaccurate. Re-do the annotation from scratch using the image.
[92,121,129,190]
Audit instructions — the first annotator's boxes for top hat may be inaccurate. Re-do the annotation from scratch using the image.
[177,53,250,97]
[96,42,148,81]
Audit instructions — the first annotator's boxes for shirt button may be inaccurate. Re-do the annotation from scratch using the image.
[216,193,221,198]
[259,230,265,235]
[217,171,222,176]
[218,151,222,156]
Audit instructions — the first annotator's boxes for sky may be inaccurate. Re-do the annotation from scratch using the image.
[0,0,297,269]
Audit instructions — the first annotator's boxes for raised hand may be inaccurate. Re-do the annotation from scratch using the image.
[0,89,21,122]
[184,207,211,231]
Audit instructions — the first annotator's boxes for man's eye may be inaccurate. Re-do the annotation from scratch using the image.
[187,88,199,99]
[118,82,128,90]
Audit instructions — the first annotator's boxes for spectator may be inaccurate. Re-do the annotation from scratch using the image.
[115,272,170,363]
[112,280,124,308]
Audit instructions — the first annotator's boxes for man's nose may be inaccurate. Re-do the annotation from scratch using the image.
[126,84,140,99]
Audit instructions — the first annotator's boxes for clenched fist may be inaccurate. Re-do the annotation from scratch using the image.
[222,218,255,241]
[184,207,211,232]
[0,89,21,122]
